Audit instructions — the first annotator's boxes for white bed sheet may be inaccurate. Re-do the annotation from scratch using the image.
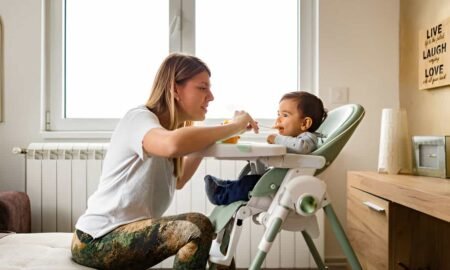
[0,233,93,270]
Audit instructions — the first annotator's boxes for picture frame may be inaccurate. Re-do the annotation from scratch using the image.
[418,17,450,90]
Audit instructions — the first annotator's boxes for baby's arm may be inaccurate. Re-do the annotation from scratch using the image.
[272,134,317,154]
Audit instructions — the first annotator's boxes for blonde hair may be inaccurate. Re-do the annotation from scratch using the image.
[146,53,211,177]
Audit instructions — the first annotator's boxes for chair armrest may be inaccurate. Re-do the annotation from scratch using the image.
[0,191,31,233]
[260,154,326,169]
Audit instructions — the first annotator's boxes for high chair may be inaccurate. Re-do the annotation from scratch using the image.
[194,104,365,270]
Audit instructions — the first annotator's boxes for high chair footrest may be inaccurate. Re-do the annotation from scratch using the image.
[209,214,244,266]
[209,201,246,233]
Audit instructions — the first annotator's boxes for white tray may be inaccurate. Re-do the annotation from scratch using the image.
[190,142,286,159]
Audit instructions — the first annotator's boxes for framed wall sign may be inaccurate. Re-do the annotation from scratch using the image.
[418,17,450,90]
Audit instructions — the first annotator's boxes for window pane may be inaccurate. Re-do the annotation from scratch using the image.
[65,0,169,118]
[196,0,297,119]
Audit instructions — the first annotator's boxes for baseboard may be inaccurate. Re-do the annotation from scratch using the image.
[325,256,348,267]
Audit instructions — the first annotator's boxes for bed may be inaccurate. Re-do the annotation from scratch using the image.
[0,232,92,269]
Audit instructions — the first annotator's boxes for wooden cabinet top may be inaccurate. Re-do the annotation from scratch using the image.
[348,171,450,222]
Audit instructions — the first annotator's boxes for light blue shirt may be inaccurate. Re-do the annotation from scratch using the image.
[274,131,318,154]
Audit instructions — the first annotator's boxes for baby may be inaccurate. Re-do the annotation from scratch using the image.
[205,91,327,205]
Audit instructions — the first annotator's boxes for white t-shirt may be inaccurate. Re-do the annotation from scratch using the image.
[76,105,176,238]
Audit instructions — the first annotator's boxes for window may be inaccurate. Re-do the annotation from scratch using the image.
[65,0,169,119]
[44,0,317,135]
[196,0,297,119]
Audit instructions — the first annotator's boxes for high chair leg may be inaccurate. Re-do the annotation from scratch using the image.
[323,204,362,270]
[249,205,290,270]
[301,231,327,270]
[249,218,282,270]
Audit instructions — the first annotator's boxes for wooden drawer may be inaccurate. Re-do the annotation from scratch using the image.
[347,186,389,270]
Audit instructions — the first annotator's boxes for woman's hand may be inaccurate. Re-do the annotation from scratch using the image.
[267,134,277,144]
[232,110,259,134]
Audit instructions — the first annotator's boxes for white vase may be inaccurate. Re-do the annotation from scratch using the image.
[377,108,412,174]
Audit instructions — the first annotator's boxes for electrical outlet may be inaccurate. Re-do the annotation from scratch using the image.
[330,87,349,104]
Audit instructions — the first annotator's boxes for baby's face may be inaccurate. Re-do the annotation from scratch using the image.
[274,99,304,137]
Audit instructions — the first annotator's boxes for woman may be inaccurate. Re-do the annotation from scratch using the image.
[71,53,258,270]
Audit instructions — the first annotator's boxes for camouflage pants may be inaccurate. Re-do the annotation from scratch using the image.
[71,213,215,270]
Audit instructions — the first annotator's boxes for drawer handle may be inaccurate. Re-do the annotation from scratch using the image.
[363,201,385,212]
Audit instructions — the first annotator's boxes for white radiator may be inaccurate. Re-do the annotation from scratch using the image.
[24,143,323,269]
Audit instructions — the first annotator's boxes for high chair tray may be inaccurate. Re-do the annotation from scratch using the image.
[191,142,286,158]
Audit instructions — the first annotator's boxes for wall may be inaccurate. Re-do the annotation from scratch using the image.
[319,0,399,259]
[0,0,400,261]
[400,0,450,136]
[0,0,43,192]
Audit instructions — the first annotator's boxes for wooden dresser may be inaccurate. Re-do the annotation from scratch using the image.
[347,171,450,270]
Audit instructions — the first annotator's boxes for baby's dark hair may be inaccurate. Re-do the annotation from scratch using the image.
[280,91,327,132]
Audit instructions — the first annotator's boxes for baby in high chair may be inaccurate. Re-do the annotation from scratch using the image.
[204,91,327,205]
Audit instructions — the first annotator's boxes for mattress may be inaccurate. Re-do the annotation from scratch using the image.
[0,233,93,269]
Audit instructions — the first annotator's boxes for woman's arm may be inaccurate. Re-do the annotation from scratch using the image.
[176,156,203,189]
[143,112,258,158]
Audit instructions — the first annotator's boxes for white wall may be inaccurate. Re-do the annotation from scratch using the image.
[319,0,399,259]
[0,0,43,192]
[0,0,400,261]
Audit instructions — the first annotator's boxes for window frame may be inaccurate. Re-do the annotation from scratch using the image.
[41,0,317,139]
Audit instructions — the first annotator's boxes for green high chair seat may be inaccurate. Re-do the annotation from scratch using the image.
[208,104,365,270]
[250,103,364,198]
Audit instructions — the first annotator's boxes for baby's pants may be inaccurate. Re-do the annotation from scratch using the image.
[71,213,217,270]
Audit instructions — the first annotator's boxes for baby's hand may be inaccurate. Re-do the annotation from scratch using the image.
[266,134,277,144]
